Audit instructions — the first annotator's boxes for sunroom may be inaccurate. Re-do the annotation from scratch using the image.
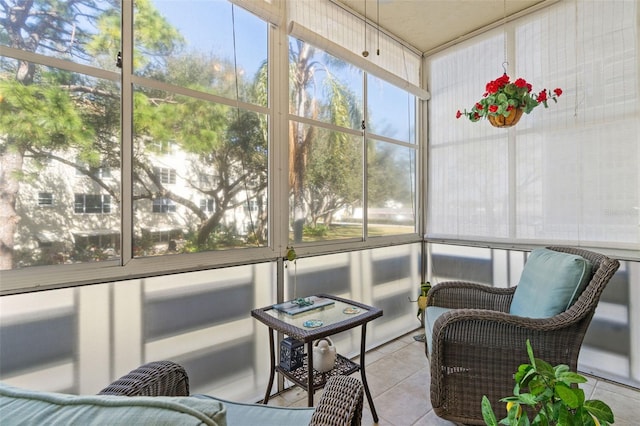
[0,0,638,424]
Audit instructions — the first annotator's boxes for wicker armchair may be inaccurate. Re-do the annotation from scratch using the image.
[425,246,620,425]
[98,360,363,426]
[98,360,189,397]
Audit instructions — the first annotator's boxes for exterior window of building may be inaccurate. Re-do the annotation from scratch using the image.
[38,192,54,207]
[152,198,176,213]
[154,167,176,185]
[74,194,111,214]
[200,198,215,213]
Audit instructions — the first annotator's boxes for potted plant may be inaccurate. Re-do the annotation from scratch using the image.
[456,74,562,127]
[482,340,614,426]
[417,282,431,317]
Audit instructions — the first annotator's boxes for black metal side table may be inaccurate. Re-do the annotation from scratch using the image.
[251,293,383,422]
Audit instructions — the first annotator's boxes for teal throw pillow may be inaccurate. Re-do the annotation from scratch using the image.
[510,248,592,318]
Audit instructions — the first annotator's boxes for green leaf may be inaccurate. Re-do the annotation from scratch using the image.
[555,384,580,409]
[557,371,588,385]
[517,393,539,405]
[482,395,499,426]
[526,340,536,365]
[534,358,555,377]
[515,364,534,384]
[584,400,614,423]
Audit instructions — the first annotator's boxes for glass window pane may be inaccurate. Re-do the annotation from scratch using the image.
[0,61,121,270]
[133,87,268,256]
[0,1,120,71]
[289,122,363,243]
[289,38,363,130]
[367,140,416,236]
[367,75,416,143]
[137,1,268,106]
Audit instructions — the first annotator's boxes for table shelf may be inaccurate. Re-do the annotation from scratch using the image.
[277,354,359,391]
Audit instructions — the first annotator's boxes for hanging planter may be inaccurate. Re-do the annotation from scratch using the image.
[487,107,523,128]
[456,74,562,128]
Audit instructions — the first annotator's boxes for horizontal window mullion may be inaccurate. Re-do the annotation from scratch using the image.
[288,114,363,137]
[131,75,269,116]
[1,46,120,82]
[366,133,418,149]
[0,247,278,295]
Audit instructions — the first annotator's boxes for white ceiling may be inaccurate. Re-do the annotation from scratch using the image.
[333,0,547,54]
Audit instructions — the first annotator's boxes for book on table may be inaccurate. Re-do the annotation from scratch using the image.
[272,296,335,315]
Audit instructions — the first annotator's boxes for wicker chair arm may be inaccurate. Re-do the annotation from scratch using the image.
[309,375,363,426]
[427,281,515,312]
[97,360,190,397]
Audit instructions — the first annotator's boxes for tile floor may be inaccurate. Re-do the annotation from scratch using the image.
[268,328,640,425]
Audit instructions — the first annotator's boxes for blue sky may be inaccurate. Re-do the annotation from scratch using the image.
[152,0,267,78]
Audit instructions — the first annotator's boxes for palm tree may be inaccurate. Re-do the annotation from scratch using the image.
[288,38,362,242]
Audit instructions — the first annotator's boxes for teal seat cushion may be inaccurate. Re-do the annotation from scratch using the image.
[510,248,592,318]
[424,306,452,356]
[194,394,314,426]
[0,382,226,425]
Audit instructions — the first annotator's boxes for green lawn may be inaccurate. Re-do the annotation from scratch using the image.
[289,223,415,242]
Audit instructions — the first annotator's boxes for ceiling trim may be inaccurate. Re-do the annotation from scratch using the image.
[423,0,562,57]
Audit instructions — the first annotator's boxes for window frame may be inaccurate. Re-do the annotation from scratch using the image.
[0,1,424,296]
[286,35,422,248]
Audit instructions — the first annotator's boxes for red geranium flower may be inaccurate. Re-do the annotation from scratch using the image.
[537,90,548,103]
[514,78,528,88]
[456,74,562,123]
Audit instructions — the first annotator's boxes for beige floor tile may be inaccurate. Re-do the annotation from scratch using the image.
[375,338,411,355]
[389,342,429,370]
[354,347,388,366]
[413,411,457,426]
[590,381,640,424]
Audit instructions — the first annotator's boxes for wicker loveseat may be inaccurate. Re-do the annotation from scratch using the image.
[424,246,620,425]
[1,360,363,425]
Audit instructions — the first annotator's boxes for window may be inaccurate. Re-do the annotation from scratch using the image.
[246,200,258,212]
[1,0,121,271]
[154,167,176,185]
[152,198,176,213]
[131,1,269,257]
[75,194,111,214]
[1,0,269,278]
[38,192,53,207]
[200,198,215,213]
[288,38,418,244]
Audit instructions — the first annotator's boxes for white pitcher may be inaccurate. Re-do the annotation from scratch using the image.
[312,338,337,373]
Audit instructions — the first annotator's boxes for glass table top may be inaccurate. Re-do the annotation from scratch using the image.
[264,297,369,330]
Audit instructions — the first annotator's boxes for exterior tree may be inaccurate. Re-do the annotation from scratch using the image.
[288,39,362,241]
[132,52,268,250]
[1,0,252,268]
[0,0,109,269]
